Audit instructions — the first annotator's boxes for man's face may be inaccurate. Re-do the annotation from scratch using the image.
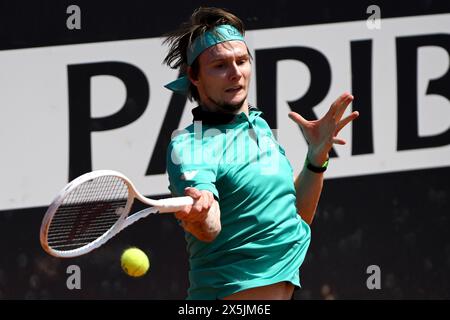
[189,40,251,113]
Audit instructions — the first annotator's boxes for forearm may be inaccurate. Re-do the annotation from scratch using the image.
[294,152,327,225]
[182,200,221,242]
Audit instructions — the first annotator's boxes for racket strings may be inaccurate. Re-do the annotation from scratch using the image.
[47,175,129,251]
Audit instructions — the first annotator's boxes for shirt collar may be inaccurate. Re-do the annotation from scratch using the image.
[192,105,263,125]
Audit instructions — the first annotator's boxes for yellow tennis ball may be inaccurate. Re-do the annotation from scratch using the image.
[120,247,150,277]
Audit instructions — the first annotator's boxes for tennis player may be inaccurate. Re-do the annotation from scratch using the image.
[164,7,359,300]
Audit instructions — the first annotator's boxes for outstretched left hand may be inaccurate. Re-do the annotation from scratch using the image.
[288,91,359,166]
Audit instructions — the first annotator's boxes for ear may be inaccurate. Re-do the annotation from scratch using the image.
[187,66,199,87]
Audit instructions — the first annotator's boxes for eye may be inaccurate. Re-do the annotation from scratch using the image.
[237,58,248,65]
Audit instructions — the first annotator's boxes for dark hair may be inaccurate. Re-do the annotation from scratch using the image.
[163,7,245,101]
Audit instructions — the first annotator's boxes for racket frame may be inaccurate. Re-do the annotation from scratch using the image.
[40,170,192,258]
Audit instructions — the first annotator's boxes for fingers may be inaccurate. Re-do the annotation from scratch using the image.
[204,191,214,210]
[288,112,308,128]
[175,188,213,223]
[327,92,353,121]
[332,110,359,146]
[326,92,349,116]
[334,93,354,121]
[184,187,202,199]
[336,111,359,134]
[335,91,353,108]
[290,92,354,126]
[185,187,203,217]
[332,137,347,145]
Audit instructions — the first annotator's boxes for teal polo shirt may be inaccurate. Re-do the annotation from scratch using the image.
[166,105,311,299]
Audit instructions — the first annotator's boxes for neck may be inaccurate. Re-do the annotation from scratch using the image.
[200,98,249,116]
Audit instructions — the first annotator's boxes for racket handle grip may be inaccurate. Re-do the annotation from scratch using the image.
[157,196,194,213]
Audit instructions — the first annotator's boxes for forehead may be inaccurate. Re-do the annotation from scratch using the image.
[199,41,248,62]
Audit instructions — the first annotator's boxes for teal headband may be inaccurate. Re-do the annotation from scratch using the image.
[164,24,245,94]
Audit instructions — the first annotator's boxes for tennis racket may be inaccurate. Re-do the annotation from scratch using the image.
[40,170,193,258]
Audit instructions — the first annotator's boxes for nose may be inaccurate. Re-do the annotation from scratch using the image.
[228,61,242,81]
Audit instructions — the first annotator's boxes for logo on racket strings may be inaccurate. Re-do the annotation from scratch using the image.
[68,202,112,242]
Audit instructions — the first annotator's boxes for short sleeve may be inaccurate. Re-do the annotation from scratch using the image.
[166,136,220,200]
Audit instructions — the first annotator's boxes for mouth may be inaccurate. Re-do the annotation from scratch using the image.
[225,85,243,93]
